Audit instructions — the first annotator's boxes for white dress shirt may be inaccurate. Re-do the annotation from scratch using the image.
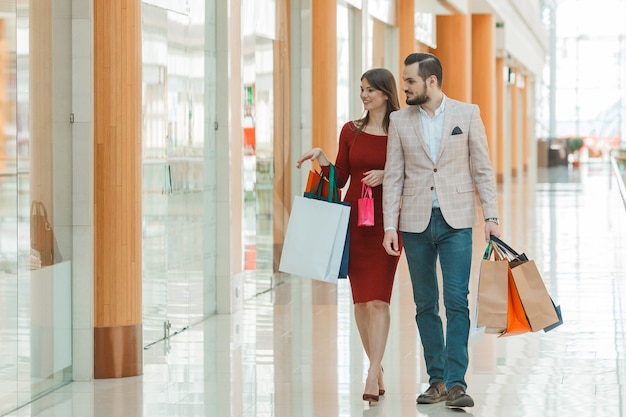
[418,95,446,208]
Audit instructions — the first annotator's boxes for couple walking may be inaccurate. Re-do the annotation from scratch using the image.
[296,52,500,408]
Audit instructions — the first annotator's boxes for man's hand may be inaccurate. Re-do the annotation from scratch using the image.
[382,230,401,256]
[484,221,500,241]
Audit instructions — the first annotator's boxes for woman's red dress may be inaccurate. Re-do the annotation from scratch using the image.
[323,121,402,303]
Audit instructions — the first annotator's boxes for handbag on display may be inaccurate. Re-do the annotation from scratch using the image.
[30,201,61,267]
[357,183,374,227]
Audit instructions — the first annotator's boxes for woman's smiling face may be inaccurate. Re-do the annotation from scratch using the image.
[360,78,388,113]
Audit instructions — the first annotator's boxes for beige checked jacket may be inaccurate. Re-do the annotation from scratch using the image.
[382,97,499,233]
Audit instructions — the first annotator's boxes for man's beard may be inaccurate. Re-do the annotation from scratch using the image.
[406,93,429,106]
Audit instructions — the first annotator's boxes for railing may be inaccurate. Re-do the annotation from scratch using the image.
[610,150,626,210]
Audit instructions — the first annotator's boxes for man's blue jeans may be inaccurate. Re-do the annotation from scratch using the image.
[401,209,472,389]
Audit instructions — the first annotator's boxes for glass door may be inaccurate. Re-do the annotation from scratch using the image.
[241,0,275,298]
[0,4,19,413]
[142,0,214,347]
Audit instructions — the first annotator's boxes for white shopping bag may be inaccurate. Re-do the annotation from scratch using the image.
[279,195,350,283]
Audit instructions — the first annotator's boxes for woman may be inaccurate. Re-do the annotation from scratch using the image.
[296,68,403,404]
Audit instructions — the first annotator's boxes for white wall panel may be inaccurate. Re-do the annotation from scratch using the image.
[486,0,548,76]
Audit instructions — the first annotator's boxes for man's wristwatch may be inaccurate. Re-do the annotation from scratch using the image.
[485,218,499,225]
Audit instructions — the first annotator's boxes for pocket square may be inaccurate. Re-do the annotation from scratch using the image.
[451,126,463,135]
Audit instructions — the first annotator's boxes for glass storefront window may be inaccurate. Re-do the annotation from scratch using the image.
[1,1,73,414]
[141,0,216,347]
[337,2,396,135]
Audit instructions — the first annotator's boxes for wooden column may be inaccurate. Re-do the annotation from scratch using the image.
[396,0,416,65]
[396,0,414,66]
[436,14,471,102]
[30,2,53,211]
[496,57,505,182]
[472,14,497,172]
[93,0,143,379]
[0,20,5,172]
[29,1,55,379]
[311,7,338,413]
[521,74,529,171]
[312,0,337,158]
[510,67,519,176]
[273,0,292,270]
[396,0,414,105]
[372,18,385,68]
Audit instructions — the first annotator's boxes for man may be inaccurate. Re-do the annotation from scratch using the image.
[382,52,501,408]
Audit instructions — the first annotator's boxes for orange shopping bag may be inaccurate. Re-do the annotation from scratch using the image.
[490,236,561,332]
[496,247,531,338]
[306,170,342,200]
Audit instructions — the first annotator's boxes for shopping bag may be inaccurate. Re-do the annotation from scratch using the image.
[304,164,350,279]
[543,299,563,332]
[489,235,528,263]
[475,242,510,334]
[499,267,532,337]
[508,260,560,331]
[280,164,350,283]
[305,170,341,200]
[338,224,350,279]
[357,183,374,227]
[278,196,350,283]
[490,236,560,332]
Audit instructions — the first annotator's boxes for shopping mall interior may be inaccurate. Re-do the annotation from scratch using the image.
[0,0,625,416]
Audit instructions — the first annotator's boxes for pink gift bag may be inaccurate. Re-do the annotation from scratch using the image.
[357,183,374,227]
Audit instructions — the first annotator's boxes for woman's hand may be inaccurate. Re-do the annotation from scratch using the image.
[296,148,330,168]
[362,170,384,187]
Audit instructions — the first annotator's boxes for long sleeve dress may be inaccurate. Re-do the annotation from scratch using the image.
[322,121,402,303]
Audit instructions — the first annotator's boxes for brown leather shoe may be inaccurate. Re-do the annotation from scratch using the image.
[416,381,447,404]
[445,385,474,407]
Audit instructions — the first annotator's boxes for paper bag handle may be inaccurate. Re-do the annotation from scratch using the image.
[361,183,372,198]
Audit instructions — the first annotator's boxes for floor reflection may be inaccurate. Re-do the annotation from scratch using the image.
[6,163,626,417]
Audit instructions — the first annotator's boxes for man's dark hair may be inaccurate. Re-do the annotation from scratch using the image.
[404,53,443,88]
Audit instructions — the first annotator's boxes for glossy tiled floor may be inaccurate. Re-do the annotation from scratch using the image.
[8,163,626,417]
